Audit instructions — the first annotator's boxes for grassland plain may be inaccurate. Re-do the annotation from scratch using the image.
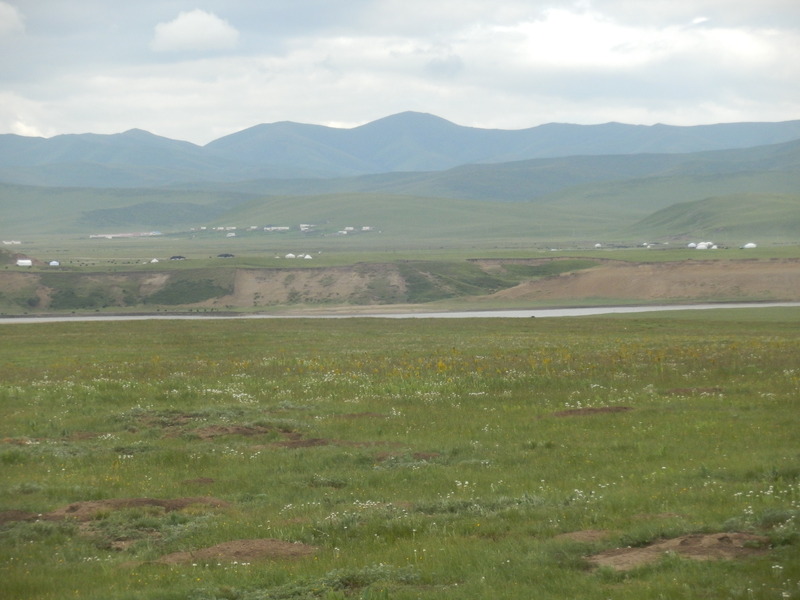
[1,312,799,599]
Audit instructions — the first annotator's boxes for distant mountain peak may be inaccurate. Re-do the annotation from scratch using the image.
[120,128,153,136]
[358,111,457,129]
[381,110,452,122]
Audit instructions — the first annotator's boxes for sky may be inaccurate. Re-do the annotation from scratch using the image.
[1,0,798,145]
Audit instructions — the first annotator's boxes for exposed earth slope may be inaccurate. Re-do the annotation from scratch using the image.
[482,258,800,305]
[2,258,798,314]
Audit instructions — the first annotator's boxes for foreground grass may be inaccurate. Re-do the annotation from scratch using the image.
[1,312,799,599]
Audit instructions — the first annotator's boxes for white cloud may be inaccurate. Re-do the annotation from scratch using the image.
[0,1,24,36]
[0,91,50,138]
[151,9,239,53]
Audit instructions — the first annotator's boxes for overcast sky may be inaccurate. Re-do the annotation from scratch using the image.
[1,0,798,144]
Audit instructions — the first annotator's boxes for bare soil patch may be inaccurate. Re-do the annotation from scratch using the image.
[0,509,39,524]
[1,437,36,445]
[40,497,229,522]
[552,406,632,417]
[587,532,770,571]
[155,538,317,564]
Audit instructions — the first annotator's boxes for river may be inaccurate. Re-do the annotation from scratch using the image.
[1,302,799,324]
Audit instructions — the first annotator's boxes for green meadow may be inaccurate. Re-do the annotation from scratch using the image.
[1,311,799,599]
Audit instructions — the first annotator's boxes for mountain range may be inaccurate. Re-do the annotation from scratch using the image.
[1,112,799,243]
[3,111,800,187]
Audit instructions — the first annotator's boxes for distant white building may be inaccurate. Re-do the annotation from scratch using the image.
[15,259,32,267]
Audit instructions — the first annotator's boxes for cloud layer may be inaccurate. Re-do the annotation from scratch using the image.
[0,1,797,144]
[151,9,239,53]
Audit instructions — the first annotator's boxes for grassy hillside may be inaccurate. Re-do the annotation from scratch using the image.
[212,193,621,242]
[545,170,800,218]
[179,139,800,204]
[620,193,800,242]
[0,183,258,236]
[3,139,799,246]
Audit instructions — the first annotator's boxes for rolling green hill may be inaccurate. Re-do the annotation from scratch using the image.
[0,183,258,236]
[177,138,800,203]
[621,193,800,242]
[2,138,799,246]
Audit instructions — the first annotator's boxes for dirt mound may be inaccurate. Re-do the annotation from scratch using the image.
[41,497,229,522]
[552,406,632,417]
[156,538,317,564]
[588,532,770,571]
[0,509,39,524]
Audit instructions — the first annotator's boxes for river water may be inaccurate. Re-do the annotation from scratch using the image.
[1,302,799,324]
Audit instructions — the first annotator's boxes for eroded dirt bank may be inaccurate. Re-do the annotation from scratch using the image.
[2,257,798,312]
[484,258,800,304]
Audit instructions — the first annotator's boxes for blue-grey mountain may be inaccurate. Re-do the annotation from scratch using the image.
[2,112,800,188]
